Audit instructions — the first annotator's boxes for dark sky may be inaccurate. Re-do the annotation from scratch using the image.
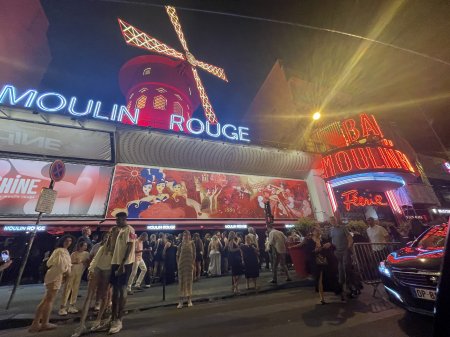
[37,0,450,156]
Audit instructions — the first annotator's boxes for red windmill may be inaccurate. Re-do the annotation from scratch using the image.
[118,6,228,130]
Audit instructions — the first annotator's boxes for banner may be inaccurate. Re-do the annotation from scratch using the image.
[0,158,112,216]
[0,119,113,161]
[107,164,312,220]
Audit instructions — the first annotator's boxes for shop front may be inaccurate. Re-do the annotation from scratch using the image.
[314,113,429,224]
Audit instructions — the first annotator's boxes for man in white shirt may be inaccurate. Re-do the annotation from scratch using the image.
[127,232,148,294]
[366,217,390,251]
[108,211,135,335]
[267,224,291,284]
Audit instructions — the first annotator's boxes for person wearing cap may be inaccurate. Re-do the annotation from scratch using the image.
[108,210,135,334]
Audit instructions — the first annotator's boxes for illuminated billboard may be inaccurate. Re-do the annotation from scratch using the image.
[106,164,312,220]
[0,158,112,216]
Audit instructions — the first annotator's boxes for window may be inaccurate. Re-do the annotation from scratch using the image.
[173,102,183,116]
[153,95,167,110]
[136,95,147,109]
[143,67,151,76]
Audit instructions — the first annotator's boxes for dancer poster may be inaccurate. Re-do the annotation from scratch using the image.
[107,164,312,220]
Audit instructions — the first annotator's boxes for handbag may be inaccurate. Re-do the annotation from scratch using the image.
[315,253,328,265]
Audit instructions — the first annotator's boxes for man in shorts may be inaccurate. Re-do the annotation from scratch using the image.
[109,211,135,334]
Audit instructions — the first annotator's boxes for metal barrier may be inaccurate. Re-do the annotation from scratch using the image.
[352,242,402,297]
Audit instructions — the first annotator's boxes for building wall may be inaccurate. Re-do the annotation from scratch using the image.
[306,169,333,222]
[0,0,51,88]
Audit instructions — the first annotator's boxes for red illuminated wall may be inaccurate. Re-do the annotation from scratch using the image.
[119,55,200,130]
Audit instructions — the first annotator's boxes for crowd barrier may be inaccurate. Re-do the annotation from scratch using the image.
[352,242,402,297]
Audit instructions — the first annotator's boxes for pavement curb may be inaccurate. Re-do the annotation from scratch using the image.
[0,279,312,330]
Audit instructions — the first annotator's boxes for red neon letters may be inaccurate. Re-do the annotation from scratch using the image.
[341,114,383,145]
[321,146,415,179]
[341,189,388,211]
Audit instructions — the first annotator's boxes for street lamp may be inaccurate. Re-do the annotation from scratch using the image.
[312,111,321,121]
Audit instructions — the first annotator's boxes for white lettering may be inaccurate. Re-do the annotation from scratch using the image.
[186,118,205,135]
[68,97,94,116]
[0,85,37,107]
[0,178,13,194]
[36,92,67,112]
[170,114,184,132]
[222,124,238,140]
[206,122,221,138]
[28,179,40,195]
[117,105,139,124]
[92,101,111,121]
[238,127,250,142]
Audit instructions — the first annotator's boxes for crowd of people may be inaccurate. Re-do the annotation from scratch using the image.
[26,212,436,335]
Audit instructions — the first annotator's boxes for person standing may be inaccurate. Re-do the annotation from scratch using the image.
[227,231,245,294]
[220,231,229,274]
[329,216,352,300]
[29,235,73,333]
[163,234,177,285]
[176,231,196,308]
[366,217,390,265]
[127,233,148,294]
[267,224,291,284]
[247,227,259,249]
[142,233,153,288]
[108,211,135,334]
[304,227,337,304]
[152,233,164,281]
[59,241,90,315]
[77,227,93,251]
[241,235,260,290]
[203,233,211,276]
[193,233,204,281]
[208,235,222,276]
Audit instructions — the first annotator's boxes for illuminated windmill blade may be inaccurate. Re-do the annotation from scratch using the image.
[191,66,219,124]
[165,6,190,53]
[118,18,185,60]
[196,60,229,82]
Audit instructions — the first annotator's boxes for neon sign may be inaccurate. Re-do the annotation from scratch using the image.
[4,225,46,232]
[321,145,415,179]
[443,162,450,174]
[341,189,388,211]
[0,84,251,143]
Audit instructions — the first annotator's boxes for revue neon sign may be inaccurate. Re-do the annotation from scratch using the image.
[0,84,250,143]
[341,189,388,211]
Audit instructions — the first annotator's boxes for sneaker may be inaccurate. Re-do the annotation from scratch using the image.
[134,285,142,290]
[177,303,183,309]
[58,307,68,316]
[108,319,122,335]
[91,319,110,332]
[94,302,101,311]
[68,305,79,314]
[90,320,102,332]
[127,290,134,295]
[71,325,87,337]
[187,301,193,307]
[144,284,151,288]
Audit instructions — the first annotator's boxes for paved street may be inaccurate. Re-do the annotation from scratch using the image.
[0,278,434,337]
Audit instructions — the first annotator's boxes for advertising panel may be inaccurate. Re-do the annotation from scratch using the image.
[0,118,113,161]
[107,164,312,220]
[0,158,112,216]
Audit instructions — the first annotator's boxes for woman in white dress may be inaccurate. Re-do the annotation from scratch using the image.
[208,235,222,276]
[29,235,73,332]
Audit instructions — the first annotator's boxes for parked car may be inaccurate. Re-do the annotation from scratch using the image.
[379,223,447,316]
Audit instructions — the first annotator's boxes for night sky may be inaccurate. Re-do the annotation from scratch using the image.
[28,1,450,156]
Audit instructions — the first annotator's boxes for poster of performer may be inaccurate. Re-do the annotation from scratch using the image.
[107,164,312,220]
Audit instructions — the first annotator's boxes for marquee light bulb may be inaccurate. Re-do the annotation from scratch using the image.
[312,112,321,120]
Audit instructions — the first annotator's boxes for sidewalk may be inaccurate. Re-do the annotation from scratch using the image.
[0,270,312,330]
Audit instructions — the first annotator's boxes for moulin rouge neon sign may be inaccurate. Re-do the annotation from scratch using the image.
[321,114,416,179]
[0,84,250,143]
[341,189,388,211]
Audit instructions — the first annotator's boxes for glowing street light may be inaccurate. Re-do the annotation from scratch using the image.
[312,111,321,120]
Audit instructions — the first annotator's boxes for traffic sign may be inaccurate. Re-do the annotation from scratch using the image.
[49,160,65,182]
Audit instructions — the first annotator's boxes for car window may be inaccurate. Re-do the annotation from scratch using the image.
[416,224,448,250]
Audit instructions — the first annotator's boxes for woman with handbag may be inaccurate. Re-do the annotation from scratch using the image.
[304,227,338,304]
